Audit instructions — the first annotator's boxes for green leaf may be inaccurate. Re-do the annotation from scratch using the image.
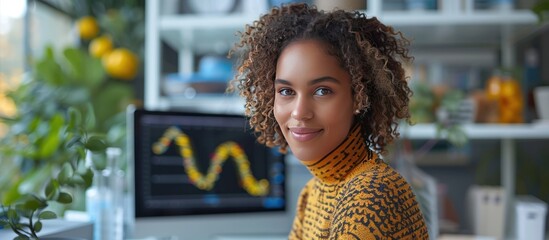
[14,235,29,240]
[50,113,65,132]
[37,132,60,158]
[37,114,65,158]
[2,180,22,205]
[85,136,107,152]
[81,169,94,188]
[22,196,47,211]
[34,220,42,232]
[38,211,57,220]
[62,47,105,88]
[65,135,82,148]
[84,102,96,131]
[57,192,73,204]
[27,117,41,133]
[92,82,134,131]
[532,1,549,22]
[34,47,65,86]
[67,106,82,130]
[58,87,90,106]
[45,179,60,200]
[0,218,9,227]
[7,209,17,219]
[57,163,73,184]
[14,205,32,219]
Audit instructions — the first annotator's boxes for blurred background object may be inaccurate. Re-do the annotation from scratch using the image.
[534,86,549,122]
[186,0,237,14]
[314,0,366,11]
[162,55,233,98]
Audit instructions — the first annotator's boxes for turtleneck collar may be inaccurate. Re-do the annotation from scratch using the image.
[301,124,371,184]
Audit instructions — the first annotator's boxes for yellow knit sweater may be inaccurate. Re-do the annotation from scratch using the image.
[288,125,429,239]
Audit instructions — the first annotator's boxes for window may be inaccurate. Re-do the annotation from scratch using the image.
[0,0,74,135]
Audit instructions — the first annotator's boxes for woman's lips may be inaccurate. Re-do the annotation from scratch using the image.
[289,127,323,142]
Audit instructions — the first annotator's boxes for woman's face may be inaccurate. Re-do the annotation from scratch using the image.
[274,39,355,162]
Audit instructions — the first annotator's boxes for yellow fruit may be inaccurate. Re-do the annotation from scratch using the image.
[89,35,113,58]
[500,79,520,98]
[102,48,139,80]
[77,16,99,40]
[499,110,515,123]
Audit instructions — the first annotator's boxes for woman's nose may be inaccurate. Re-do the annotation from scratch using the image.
[291,96,313,121]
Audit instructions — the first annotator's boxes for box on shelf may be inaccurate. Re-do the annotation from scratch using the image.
[515,195,547,240]
[467,185,506,240]
[534,86,549,123]
[163,73,229,99]
[162,55,232,99]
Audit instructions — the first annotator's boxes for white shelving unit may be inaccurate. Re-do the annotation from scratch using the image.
[145,0,537,111]
[401,123,549,238]
[144,0,544,237]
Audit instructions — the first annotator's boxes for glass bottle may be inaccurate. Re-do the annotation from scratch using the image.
[86,147,125,240]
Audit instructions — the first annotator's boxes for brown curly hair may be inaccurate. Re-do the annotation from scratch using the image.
[229,3,412,154]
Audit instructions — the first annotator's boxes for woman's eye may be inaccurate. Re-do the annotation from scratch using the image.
[278,88,294,96]
[314,88,332,96]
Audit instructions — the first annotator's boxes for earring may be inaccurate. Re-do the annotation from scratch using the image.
[354,109,361,114]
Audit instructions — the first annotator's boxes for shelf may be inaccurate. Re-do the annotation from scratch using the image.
[379,10,536,47]
[159,14,260,54]
[156,95,246,114]
[401,123,549,139]
[376,10,536,26]
[158,10,537,53]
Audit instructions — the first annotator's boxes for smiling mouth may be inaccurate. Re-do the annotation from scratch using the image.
[288,128,323,142]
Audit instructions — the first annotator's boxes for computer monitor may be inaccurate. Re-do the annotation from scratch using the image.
[129,108,286,218]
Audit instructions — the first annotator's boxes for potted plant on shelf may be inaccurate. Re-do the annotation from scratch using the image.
[532,0,549,23]
[0,46,109,239]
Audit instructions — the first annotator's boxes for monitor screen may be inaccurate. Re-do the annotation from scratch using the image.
[130,109,286,218]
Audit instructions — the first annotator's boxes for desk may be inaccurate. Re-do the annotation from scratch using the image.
[215,235,286,240]
[0,219,93,239]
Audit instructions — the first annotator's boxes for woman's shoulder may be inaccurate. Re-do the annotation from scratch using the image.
[333,159,429,239]
[343,159,415,200]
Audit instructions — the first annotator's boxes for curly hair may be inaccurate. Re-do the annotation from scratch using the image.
[229,3,413,154]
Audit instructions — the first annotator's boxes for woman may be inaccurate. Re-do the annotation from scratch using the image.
[230,3,429,239]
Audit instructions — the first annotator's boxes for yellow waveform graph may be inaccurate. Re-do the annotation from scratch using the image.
[152,126,270,196]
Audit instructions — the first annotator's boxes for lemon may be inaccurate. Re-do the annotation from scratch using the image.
[102,48,139,80]
[77,16,99,40]
[89,35,113,58]
[500,79,520,98]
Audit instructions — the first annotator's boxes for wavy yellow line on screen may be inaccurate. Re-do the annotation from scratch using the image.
[152,126,269,196]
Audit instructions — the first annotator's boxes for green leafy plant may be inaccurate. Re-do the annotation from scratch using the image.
[409,82,436,124]
[435,89,468,147]
[0,2,143,238]
[0,46,112,239]
[532,0,549,23]
[409,82,468,148]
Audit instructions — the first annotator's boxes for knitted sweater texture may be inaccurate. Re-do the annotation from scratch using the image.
[288,125,429,239]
